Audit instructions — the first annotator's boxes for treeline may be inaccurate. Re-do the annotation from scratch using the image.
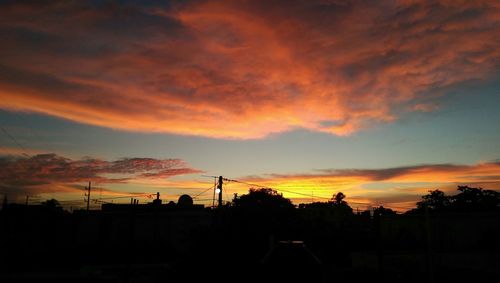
[230,185,499,215]
[409,186,500,214]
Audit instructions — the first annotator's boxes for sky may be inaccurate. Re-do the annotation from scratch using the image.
[0,0,499,211]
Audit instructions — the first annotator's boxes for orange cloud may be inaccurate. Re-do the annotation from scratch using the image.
[142,161,500,211]
[231,161,500,211]
[0,1,498,138]
[3,153,499,211]
[0,153,202,200]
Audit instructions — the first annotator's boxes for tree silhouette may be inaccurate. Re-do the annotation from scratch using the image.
[452,186,499,212]
[300,192,353,216]
[232,188,294,210]
[412,186,499,213]
[374,206,397,216]
[416,189,450,212]
[228,188,296,261]
[332,192,346,204]
[41,198,61,208]
[331,192,353,215]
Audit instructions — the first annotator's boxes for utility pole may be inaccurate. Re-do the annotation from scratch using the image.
[217,176,223,208]
[86,181,91,211]
[25,195,29,206]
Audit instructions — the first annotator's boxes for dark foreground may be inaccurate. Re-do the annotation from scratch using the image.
[1,194,499,283]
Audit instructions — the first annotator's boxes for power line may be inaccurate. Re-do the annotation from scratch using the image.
[14,114,46,144]
[56,193,156,203]
[223,177,388,209]
[93,193,155,201]
[193,198,215,202]
[193,184,216,199]
[225,178,332,200]
[222,181,231,202]
[0,126,30,157]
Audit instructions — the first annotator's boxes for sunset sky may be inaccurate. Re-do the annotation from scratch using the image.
[1,0,499,211]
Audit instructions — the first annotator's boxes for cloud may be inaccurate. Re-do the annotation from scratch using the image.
[0,153,202,198]
[313,162,500,182]
[131,161,500,211]
[0,0,499,138]
[3,153,498,211]
[235,161,500,210]
[412,103,440,112]
[251,161,500,188]
[0,146,46,157]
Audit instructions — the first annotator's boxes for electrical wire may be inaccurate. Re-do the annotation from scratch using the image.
[0,126,30,157]
[225,178,332,200]
[222,177,409,210]
[193,184,215,199]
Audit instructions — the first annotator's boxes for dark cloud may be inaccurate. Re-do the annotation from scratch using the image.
[0,153,202,197]
[266,162,500,182]
[321,164,472,181]
[240,160,500,210]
